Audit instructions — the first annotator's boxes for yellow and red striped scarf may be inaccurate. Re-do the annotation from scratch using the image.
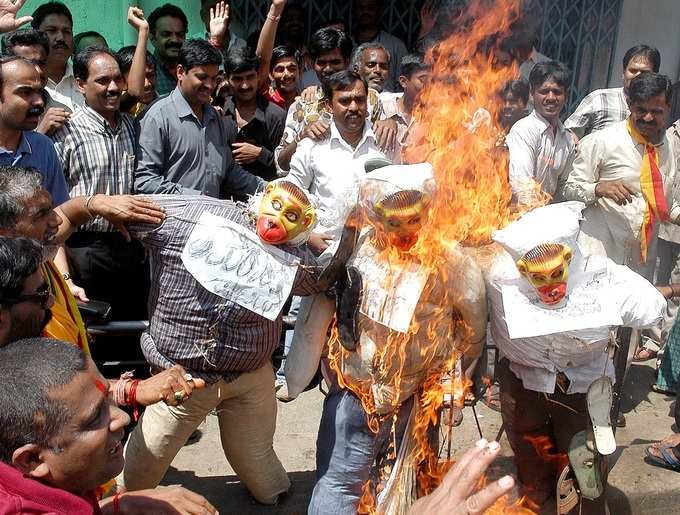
[627,119,669,262]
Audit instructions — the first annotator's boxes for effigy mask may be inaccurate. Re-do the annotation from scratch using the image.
[371,189,431,251]
[256,181,316,246]
[516,243,573,306]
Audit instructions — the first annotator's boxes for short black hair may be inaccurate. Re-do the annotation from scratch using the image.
[116,45,156,75]
[627,72,671,105]
[322,69,367,102]
[224,46,260,75]
[178,39,223,72]
[73,31,107,50]
[309,27,353,62]
[148,3,188,34]
[1,29,49,57]
[499,79,530,104]
[399,53,429,79]
[528,60,570,91]
[31,1,73,30]
[73,46,119,82]
[623,45,661,73]
[0,338,87,463]
[270,45,301,71]
[0,237,43,308]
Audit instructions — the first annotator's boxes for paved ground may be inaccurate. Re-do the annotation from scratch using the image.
[160,359,680,514]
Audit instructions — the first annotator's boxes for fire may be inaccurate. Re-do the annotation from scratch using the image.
[326,0,547,512]
[524,435,570,473]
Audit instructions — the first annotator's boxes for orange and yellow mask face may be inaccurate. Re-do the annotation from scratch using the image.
[256,182,316,246]
[372,190,431,251]
[516,243,573,306]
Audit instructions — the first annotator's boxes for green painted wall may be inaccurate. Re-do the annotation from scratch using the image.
[18,0,208,50]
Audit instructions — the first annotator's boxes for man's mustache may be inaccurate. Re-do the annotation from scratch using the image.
[166,43,182,49]
[52,41,68,49]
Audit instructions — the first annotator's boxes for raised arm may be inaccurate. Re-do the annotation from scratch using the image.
[256,0,287,90]
[125,6,150,99]
[0,0,33,33]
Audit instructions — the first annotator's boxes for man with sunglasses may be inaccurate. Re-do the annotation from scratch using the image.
[0,237,53,347]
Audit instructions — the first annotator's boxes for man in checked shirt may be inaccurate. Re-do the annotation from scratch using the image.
[115,183,324,505]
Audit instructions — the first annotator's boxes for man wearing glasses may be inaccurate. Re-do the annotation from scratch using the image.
[0,237,53,347]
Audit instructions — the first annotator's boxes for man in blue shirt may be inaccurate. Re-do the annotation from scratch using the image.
[0,55,68,205]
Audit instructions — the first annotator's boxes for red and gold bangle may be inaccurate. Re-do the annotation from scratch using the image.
[112,492,122,515]
[128,379,140,421]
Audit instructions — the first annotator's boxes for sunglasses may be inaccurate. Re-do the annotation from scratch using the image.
[5,283,52,309]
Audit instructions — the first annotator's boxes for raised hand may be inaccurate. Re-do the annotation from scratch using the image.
[127,6,149,33]
[209,1,229,44]
[0,0,33,33]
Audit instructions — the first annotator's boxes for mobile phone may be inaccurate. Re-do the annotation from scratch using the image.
[77,299,112,321]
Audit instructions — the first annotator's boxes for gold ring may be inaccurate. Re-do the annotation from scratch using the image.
[174,391,185,401]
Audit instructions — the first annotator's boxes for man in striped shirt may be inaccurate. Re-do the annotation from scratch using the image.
[565,45,660,140]
[51,46,146,320]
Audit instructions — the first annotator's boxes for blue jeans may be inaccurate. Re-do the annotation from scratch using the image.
[309,390,413,515]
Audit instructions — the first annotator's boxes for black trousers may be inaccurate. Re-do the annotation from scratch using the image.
[498,358,607,514]
[66,232,149,321]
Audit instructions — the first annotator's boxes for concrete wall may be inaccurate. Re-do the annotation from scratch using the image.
[611,0,680,86]
[18,0,207,50]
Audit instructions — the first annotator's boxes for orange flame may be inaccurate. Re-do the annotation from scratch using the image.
[523,434,570,473]
[327,0,544,512]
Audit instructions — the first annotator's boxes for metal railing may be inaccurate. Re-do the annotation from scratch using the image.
[231,0,622,112]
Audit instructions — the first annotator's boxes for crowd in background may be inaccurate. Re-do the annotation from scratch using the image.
[1,0,680,513]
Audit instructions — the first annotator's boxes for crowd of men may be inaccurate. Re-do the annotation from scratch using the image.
[1,0,680,513]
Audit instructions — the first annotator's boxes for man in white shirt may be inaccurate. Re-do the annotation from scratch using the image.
[286,69,385,253]
[562,72,680,281]
[379,53,431,164]
[276,27,353,172]
[565,45,660,140]
[506,61,575,205]
[30,2,82,112]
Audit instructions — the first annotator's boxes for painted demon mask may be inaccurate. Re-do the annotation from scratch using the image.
[256,181,316,246]
[372,189,431,251]
[516,243,573,306]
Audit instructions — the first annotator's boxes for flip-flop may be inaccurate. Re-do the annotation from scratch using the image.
[651,383,677,396]
[644,445,680,472]
[556,465,579,514]
[650,434,680,450]
[587,377,616,456]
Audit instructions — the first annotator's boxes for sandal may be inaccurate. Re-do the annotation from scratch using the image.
[633,347,658,362]
[644,445,680,471]
[556,465,579,514]
[651,383,677,396]
[650,433,680,450]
